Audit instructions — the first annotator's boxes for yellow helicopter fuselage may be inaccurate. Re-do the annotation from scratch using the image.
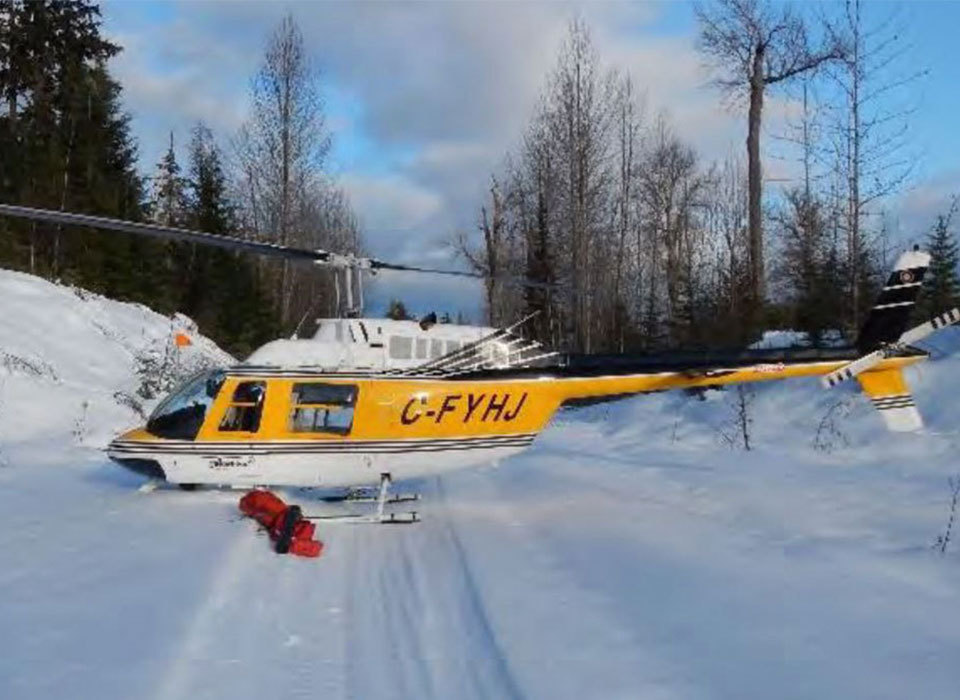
[107,353,924,488]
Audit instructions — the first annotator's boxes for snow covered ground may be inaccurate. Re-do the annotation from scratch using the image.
[2,268,960,700]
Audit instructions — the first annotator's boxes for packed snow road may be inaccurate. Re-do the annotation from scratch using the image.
[3,406,960,700]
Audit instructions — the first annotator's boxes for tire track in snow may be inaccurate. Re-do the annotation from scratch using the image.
[152,525,262,700]
[151,512,347,700]
[433,478,524,700]
[342,480,523,700]
[440,466,704,700]
[343,525,437,699]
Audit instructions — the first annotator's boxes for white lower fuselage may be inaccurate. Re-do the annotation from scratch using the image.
[107,434,536,488]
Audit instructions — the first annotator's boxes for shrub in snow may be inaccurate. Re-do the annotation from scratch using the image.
[813,398,855,453]
[935,475,960,555]
[134,321,225,400]
[0,351,59,382]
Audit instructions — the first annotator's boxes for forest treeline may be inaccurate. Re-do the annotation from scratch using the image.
[460,3,960,353]
[0,2,361,356]
[0,0,957,358]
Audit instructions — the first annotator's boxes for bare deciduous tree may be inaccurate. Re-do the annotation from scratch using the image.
[233,14,360,327]
[821,0,922,328]
[696,0,845,319]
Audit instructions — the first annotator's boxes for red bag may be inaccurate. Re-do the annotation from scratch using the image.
[239,489,287,529]
[289,538,323,558]
[239,490,323,558]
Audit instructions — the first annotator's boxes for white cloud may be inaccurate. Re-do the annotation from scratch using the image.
[339,172,443,244]
[104,1,935,318]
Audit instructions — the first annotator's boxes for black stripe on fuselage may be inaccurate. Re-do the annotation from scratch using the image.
[108,441,535,457]
[108,434,537,456]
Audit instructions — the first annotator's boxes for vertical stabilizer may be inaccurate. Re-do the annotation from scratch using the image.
[857,367,923,432]
[857,248,931,353]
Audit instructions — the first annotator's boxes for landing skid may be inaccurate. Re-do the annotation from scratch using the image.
[304,474,420,525]
[306,511,420,525]
[321,492,421,505]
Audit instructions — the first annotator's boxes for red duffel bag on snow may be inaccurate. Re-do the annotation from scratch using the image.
[239,489,288,529]
[239,490,323,558]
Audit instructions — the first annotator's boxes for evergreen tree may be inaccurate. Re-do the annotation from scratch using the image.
[919,203,960,319]
[180,122,279,357]
[186,123,232,234]
[386,299,410,321]
[149,132,187,226]
[0,1,135,275]
[0,1,283,357]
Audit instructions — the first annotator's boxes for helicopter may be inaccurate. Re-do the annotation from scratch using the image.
[1,203,958,523]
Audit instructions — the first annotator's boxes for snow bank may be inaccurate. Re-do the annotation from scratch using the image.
[0,268,232,447]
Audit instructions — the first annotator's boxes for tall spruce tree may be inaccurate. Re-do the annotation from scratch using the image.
[150,132,187,226]
[0,1,284,356]
[181,122,279,357]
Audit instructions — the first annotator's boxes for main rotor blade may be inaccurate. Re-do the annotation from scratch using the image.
[0,204,326,263]
[0,203,560,289]
[370,258,557,290]
[369,259,484,278]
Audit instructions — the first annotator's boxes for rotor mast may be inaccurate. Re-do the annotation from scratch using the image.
[319,251,370,318]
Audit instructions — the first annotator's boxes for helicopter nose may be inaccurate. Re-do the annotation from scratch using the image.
[106,434,167,481]
[109,455,166,481]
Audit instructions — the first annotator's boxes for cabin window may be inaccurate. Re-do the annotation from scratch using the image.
[389,335,413,359]
[446,340,462,354]
[219,381,266,433]
[430,339,444,358]
[415,338,428,359]
[289,383,357,435]
[147,369,225,439]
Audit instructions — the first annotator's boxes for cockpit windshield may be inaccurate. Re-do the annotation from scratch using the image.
[146,369,225,439]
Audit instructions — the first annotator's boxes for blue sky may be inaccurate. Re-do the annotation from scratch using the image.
[100,0,960,321]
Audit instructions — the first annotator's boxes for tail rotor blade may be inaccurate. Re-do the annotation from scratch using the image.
[820,349,885,388]
[898,307,960,346]
[821,307,960,389]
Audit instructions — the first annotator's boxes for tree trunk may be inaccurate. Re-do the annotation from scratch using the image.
[746,47,766,318]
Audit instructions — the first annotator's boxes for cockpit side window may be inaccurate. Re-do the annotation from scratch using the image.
[289,383,357,435]
[219,381,267,433]
[146,369,224,440]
